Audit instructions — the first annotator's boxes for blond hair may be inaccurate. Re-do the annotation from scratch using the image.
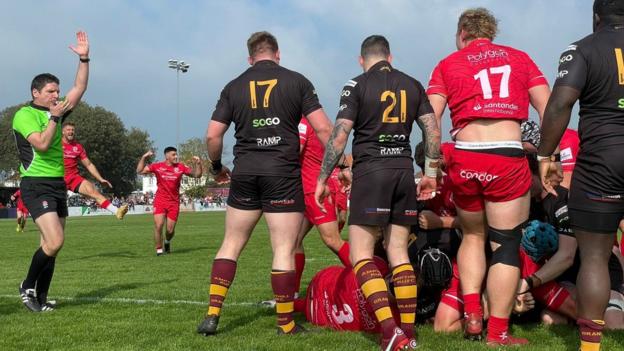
[457,8,498,41]
[246,31,279,57]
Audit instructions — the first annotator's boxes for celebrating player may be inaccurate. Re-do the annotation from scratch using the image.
[137,148,203,255]
[12,31,90,312]
[10,190,29,232]
[197,31,332,336]
[62,122,128,219]
[426,8,550,346]
[538,1,624,349]
[316,35,440,351]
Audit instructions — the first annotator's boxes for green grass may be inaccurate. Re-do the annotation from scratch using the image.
[1,213,623,350]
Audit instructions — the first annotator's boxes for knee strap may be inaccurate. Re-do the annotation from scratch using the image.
[489,223,524,268]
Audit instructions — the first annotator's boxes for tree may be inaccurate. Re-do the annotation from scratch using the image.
[0,101,154,195]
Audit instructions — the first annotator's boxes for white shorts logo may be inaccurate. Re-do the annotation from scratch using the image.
[459,170,499,182]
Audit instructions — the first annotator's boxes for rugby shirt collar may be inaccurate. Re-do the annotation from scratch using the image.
[29,101,50,111]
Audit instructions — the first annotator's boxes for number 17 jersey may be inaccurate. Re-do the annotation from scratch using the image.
[427,39,548,136]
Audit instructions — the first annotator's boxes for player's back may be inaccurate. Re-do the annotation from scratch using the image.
[428,39,547,134]
[338,61,430,176]
[213,60,321,177]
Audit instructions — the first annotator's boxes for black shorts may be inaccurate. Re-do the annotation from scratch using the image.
[349,168,418,226]
[20,177,68,220]
[227,175,304,213]
[569,173,624,233]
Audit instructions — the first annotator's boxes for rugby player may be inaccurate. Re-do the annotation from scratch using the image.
[558,128,579,190]
[315,35,440,351]
[61,122,128,219]
[426,8,550,346]
[136,148,202,255]
[10,190,29,232]
[13,31,89,312]
[197,31,333,336]
[294,116,351,295]
[538,1,624,349]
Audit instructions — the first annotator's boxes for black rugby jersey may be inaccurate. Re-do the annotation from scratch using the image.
[555,24,624,196]
[212,60,322,176]
[336,61,433,177]
[529,186,572,237]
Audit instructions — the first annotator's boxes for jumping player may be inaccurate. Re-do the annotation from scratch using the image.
[427,8,550,346]
[316,35,440,351]
[136,148,202,255]
[197,31,332,336]
[62,122,128,219]
[10,190,29,232]
[13,31,89,312]
[538,2,624,349]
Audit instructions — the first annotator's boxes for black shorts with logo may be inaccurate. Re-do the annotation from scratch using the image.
[227,174,304,213]
[569,172,624,234]
[349,168,418,226]
[20,177,68,220]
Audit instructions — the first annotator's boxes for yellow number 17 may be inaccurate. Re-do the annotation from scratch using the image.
[249,79,278,108]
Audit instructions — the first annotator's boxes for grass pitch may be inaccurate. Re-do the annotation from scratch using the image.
[1,212,623,350]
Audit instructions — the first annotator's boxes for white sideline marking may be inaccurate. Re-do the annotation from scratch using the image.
[0,294,258,307]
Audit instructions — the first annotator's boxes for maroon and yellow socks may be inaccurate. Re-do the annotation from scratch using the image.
[487,316,509,342]
[272,270,297,333]
[392,264,417,339]
[206,259,237,317]
[463,293,483,317]
[354,259,398,339]
[578,318,604,351]
[337,242,351,267]
[294,253,306,294]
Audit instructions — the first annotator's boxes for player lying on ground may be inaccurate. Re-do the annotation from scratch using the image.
[61,122,128,219]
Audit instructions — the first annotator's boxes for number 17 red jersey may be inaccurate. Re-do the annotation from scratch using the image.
[427,39,548,137]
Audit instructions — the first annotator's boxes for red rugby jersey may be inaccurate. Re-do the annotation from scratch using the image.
[427,39,548,136]
[558,128,579,172]
[299,117,338,194]
[63,141,87,177]
[148,161,192,203]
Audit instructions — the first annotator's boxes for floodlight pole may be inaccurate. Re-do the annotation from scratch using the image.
[168,59,190,151]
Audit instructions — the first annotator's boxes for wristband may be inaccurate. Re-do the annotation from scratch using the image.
[80,57,90,63]
[537,155,551,162]
[424,156,439,178]
[210,159,222,175]
[49,115,60,124]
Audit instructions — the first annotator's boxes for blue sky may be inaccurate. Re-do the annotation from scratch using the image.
[1,0,591,164]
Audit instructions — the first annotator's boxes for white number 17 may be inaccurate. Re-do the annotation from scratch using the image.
[474,64,511,99]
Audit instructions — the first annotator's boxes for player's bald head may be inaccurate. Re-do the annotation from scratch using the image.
[360,35,391,60]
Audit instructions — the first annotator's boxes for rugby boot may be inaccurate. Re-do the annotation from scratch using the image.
[197,315,219,336]
[464,312,484,341]
[116,204,129,220]
[277,323,306,335]
[19,282,41,312]
[381,327,411,351]
[486,332,529,347]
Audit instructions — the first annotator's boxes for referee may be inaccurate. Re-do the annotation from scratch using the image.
[13,31,90,312]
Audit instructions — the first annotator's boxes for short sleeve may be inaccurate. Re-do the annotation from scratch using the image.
[524,54,549,88]
[300,76,322,116]
[298,120,308,148]
[415,81,434,118]
[336,79,360,121]
[211,85,233,125]
[12,109,42,139]
[183,164,193,176]
[426,63,447,96]
[553,44,588,91]
[79,145,88,160]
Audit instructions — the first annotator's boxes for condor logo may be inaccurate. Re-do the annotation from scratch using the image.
[460,170,499,182]
[257,136,281,147]
[252,117,280,128]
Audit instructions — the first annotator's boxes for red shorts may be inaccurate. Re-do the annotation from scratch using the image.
[335,190,348,212]
[153,201,180,222]
[65,174,85,193]
[439,260,463,313]
[519,249,570,311]
[304,192,337,225]
[448,144,531,212]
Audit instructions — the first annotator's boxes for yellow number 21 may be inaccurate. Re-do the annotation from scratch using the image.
[380,90,407,123]
[249,79,278,108]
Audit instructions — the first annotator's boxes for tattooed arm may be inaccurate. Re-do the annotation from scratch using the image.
[416,112,441,200]
[318,118,354,183]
